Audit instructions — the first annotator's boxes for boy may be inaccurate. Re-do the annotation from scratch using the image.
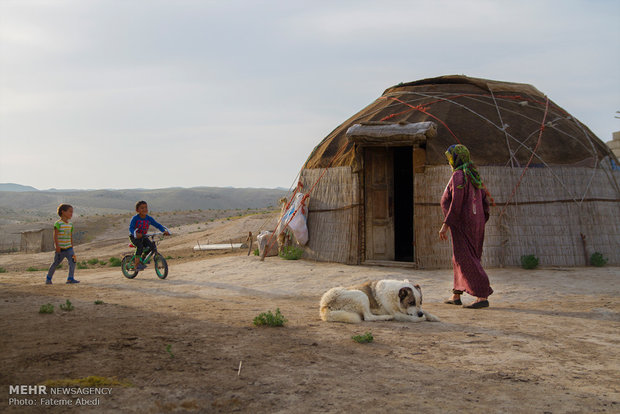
[45,204,79,284]
[129,201,170,270]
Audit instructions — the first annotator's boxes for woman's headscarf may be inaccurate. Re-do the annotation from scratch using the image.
[445,144,484,189]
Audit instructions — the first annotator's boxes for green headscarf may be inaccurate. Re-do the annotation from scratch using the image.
[445,144,484,189]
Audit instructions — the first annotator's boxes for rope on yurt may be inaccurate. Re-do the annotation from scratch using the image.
[387,90,560,114]
[386,91,583,152]
[493,95,548,265]
[490,88,518,168]
[420,92,594,159]
[504,127,539,167]
[387,92,535,156]
[381,96,462,144]
[497,96,550,221]
[400,92,534,148]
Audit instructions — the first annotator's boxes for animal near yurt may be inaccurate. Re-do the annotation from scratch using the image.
[291,75,620,268]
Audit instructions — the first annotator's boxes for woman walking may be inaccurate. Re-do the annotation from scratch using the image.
[439,144,493,308]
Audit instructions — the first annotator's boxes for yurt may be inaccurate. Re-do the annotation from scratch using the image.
[295,75,620,268]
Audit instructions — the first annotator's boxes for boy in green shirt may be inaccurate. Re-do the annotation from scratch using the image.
[45,204,79,284]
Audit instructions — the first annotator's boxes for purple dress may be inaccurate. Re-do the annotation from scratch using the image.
[441,170,493,298]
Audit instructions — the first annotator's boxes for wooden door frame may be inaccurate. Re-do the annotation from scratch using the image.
[359,144,418,265]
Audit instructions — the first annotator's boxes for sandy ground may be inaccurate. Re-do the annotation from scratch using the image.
[0,249,618,413]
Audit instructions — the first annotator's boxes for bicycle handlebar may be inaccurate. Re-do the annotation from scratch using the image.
[143,232,171,238]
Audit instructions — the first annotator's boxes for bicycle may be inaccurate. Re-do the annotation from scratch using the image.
[121,232,169,279]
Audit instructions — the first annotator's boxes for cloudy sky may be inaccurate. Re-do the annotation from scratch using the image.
[1,0,618,190]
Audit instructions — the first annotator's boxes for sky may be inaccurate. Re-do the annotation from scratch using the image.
[1,0,619,190]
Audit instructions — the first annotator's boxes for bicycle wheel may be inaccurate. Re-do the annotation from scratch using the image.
[121,255,138,279]
[154,253,168,279]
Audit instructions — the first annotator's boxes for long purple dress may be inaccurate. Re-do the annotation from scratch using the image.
[441,170,493,298]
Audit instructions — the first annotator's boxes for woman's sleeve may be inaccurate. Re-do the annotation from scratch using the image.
[443,171,465,227]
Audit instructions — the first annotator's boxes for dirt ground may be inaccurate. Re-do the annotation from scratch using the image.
[0,250,619,413]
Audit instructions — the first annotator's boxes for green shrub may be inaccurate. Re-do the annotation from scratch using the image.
[77,261,88,270]
[26,266,39,272]
[520,254,539,270]
[253,308,287,327]
[352,332,374,344]
[253,248,259,256]
[108,257,122,267]
[279,245,304,260]
[0,267,7,273]
[94,300,104,305]
[39,303,54,314]
[166,344,174,358]
[60,299,74,311]
[87,258,99,265]
[590,252,608,267]
[99,260,107,266]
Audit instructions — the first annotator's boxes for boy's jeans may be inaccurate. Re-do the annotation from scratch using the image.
[46,247,75,280]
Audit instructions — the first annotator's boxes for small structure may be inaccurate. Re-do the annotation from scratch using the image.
[606,131,620,159]
[20,228,55,253]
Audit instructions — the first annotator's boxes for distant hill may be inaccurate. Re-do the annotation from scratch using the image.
[0,186,288,215]
[0,183,39,192]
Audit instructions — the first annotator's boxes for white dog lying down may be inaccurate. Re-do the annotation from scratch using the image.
[320,279,440,323]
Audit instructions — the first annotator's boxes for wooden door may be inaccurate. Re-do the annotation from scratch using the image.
[364,147,394,261]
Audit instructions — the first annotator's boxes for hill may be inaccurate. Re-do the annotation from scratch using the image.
[0,183,39,192]
[0,186,288,216]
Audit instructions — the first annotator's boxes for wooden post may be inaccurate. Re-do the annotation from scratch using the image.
[580,233,588,266]
[246,232,253,256]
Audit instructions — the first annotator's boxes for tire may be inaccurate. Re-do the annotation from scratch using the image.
[121,255,138,279]
[154,253,168,279]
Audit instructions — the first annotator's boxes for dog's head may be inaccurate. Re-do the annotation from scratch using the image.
[398,284,424,317]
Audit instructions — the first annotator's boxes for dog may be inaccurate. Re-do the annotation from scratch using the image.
[319,279,440,323]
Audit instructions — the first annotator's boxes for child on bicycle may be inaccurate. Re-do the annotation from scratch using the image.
[45,204,79,284]
[129,201,170,270]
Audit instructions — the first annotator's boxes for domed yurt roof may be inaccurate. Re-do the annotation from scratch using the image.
[304,75,616,169]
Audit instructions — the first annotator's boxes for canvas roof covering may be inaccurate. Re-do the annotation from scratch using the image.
[304,75,617,169]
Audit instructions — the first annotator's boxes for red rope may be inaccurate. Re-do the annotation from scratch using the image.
[380,93,564,122]
[382,96,462,144]
[498,96,550,220]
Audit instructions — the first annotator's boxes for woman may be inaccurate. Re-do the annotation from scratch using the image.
[439,144,493,308]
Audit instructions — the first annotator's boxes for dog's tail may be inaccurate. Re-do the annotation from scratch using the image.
[320,306,362,324]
